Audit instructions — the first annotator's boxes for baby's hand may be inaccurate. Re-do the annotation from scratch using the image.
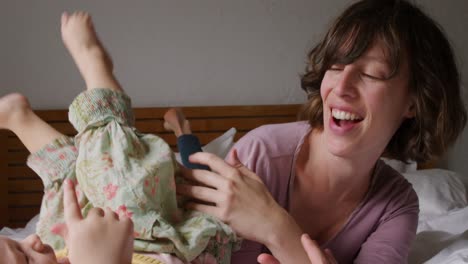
[58,179,134,264]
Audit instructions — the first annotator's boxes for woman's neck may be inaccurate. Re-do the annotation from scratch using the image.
[295,130,376,204]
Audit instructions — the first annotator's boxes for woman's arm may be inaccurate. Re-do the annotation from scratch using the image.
[258,234,337,264]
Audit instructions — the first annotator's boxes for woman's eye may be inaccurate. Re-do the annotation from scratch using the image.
[361,72,385,81]
[328,66,344,72]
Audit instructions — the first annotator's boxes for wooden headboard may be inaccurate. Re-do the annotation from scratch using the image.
[0,104,301,229]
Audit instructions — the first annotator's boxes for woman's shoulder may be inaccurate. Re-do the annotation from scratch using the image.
[232,121,310,177]
[233,121,310,157]
[368,160,419,212]
[238,121,310,145]
[374,160,417,192]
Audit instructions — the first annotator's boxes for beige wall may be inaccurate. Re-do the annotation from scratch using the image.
[1,0,467,174]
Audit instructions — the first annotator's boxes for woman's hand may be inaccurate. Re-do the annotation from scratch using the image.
[257,234,337,264]
[57,179,134,264]
[178,150,311,263]
[177,150,286,244]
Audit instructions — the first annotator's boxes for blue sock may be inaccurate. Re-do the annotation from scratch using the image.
[177,134,210,170]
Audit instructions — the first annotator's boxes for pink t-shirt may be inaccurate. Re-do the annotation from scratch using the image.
[231,121,419,264]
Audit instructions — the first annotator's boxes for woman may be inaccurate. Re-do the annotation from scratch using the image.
[177,0,467,263]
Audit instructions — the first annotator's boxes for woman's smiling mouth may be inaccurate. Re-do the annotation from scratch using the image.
[330,108,364,132]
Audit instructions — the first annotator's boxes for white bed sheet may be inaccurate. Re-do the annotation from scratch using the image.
[0,215,39,241]
[409,207,468,263]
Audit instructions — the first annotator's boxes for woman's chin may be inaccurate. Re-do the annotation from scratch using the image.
[325,137,357,158]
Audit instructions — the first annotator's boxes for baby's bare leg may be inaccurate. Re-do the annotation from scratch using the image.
[163,108,191,137]
[0,93,64,153]
[163,108,210,170]
[61,11,123,92]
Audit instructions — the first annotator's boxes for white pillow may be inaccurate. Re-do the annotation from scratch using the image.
[201,127,236,158]
[381,157,417,173]
[174,127,236,163]
[403,169,468,219]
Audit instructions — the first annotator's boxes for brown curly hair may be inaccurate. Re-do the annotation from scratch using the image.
[299,0,466,163]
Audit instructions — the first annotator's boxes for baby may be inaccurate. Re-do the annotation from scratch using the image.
[0,11,237,264]
[0,180,134,264]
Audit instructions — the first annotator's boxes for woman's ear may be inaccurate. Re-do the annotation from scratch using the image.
[404,96,416,119]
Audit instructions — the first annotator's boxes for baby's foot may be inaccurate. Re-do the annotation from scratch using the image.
[0,93,32,131]
[163,108,191,137]
[61,12,100,56]
[61,11,116,90]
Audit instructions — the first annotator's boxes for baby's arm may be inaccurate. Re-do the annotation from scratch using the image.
[58,179,134,264]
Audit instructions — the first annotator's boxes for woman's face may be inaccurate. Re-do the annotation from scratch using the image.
[320,39,414,161]
[0,235,57,264]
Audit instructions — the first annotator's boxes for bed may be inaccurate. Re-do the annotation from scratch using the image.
[1,104,468,263]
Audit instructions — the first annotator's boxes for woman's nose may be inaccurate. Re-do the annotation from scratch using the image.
[334,67,358,98]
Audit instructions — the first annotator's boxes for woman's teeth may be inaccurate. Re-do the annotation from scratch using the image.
[331,108,362,121]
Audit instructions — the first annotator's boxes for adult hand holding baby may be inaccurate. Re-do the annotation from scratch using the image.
[178,150,312,263]
[57,179,134,264]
